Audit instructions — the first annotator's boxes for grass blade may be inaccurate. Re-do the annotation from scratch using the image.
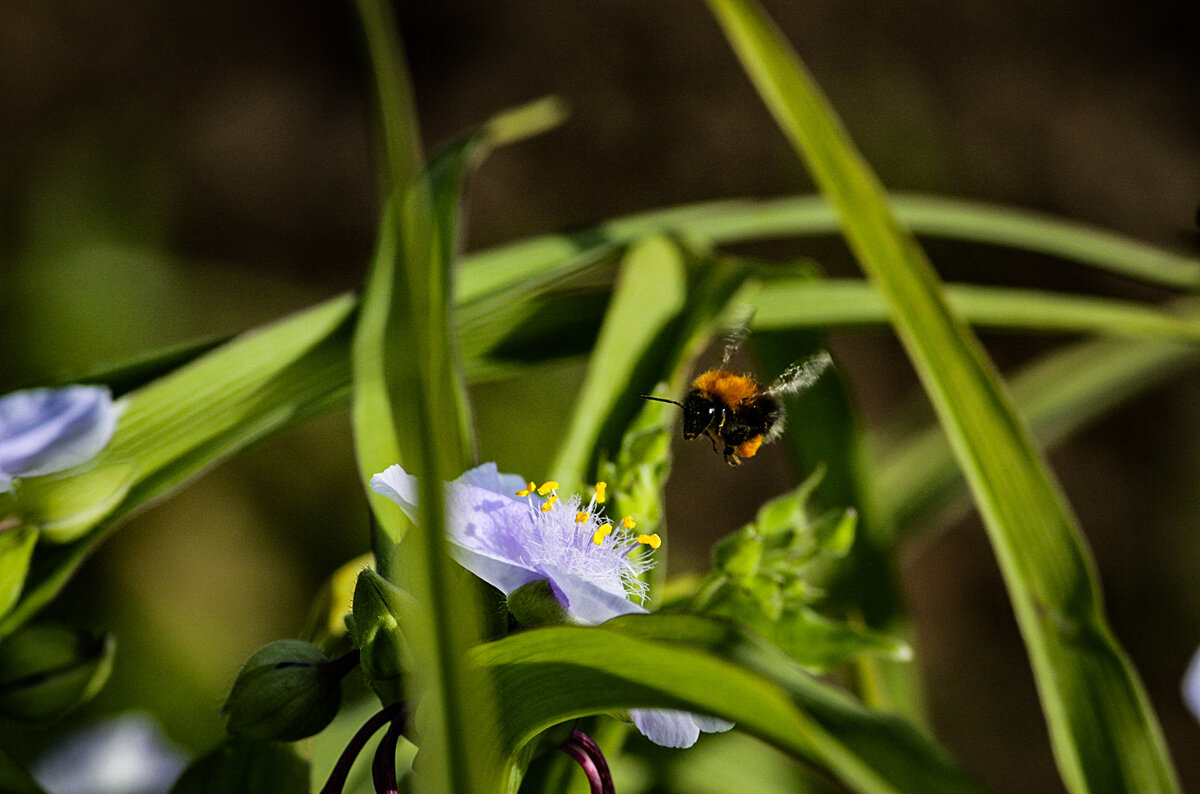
[703,0,1180,790]
[878,332,1200,535]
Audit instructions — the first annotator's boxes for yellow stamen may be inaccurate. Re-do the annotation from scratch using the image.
[593,524,614,545]
[540,493,558,512]
[637,533,662,550]
[515,481,537,497]
[575,511,590,523]
[621,515,636,529]
[594,481,607,504]
[537,481,559,496]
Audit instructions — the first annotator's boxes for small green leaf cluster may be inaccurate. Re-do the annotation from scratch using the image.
[692,470,905,671]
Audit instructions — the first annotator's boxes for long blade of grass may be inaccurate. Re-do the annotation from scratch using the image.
[353,0,423,195]
[878,332,1200,536]
[752,277,1200,341]
[703,0,1180,791]
[459,193,1200,299]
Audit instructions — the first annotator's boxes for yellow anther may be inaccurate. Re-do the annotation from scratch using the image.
[537,481,559,496]
[515,481,537,497]
[593,524,614,545]
[621,515,636,529]
[637,533,662,550]
[575,511,590,524]
[540,493,558,512]
[594,482,607,504]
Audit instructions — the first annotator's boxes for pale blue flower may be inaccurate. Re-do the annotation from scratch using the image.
[32,712,186,794]
[1183,647,1200,722]
[0,386,119,494]
[370,462,733,748]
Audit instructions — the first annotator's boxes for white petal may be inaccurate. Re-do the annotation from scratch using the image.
[630,709,701,748]
[0,386,119,479]
[1183,647,1200,722]
[540,565,646,625]
[369,464,419,519]
[691,714,735,733]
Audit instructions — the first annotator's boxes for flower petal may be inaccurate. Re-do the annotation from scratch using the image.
[454,462,530,501]
[630,709,701,749]
[1183,647,1200,722]
[690,714,735,734]
[449,545,543,597]
[0,387,119,487]
[538,565,647,625]
[369,464,419,520]
[32,711,186,794]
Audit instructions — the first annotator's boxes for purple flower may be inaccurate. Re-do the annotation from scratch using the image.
[370,462,733,748]
[32,712,186,794]
[0,386,120,494]
[1183,647,1200,723]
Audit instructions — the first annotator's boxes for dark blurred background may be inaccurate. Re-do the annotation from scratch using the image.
[1,1,1198,791]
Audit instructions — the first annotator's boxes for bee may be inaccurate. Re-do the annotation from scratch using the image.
[641,330,832,467]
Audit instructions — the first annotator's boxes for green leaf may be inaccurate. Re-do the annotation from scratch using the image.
[703,0,1179,791]
[473,613,979,794]
[878,332,1200,536]
[170,738,308,794]
[753,277,1200,341]
[16,294,356,546]
[550,236,690,485]
[353,0,423,197]
[0,623,114,723]
[0,295,356,639]
[0,527,37,620]
[349,98,563,792]
[457,192,1200,303]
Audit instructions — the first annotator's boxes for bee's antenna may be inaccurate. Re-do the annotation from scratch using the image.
[639,395,684,408]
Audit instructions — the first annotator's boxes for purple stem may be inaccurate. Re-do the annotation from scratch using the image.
[319,702,405,794]
[371,708,406,794]
[569,729,614,792]
[559,730,615,794]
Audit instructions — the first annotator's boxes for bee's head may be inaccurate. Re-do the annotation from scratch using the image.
[681,391,720,440]
[638,391,720,440]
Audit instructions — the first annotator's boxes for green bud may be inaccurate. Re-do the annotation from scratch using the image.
[0,624,114,723]
[506,579,570,628]
[351,569,416,705]
[222,640,345,742]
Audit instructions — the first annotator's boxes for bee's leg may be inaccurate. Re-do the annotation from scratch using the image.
[724,447,742,467]
[705,431,721,455]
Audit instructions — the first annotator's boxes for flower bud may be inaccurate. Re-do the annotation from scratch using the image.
[506,579,570,628]
[351,569,415,705]
[0,624,114,723]
[222,640,345,742]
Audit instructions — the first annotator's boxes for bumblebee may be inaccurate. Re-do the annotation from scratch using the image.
[642,342,832,467]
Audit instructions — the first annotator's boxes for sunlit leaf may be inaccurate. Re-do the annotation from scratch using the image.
[703,0,1180,790]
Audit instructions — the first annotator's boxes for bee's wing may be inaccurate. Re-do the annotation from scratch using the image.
[766,351,833,396]
[718,310,756,368]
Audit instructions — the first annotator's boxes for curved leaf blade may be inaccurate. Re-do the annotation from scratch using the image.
[473,614,980,794]
[703,0,1180,791]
